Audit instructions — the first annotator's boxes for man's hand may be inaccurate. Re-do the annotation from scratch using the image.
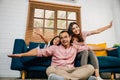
[8,54,22,58]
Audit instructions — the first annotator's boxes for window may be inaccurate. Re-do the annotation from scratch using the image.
[25,0,81,44]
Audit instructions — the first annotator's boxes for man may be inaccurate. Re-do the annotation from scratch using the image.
[8,31,94,80]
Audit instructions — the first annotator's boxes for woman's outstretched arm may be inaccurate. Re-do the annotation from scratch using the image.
[34,29,48,44]
[87,21,112,36]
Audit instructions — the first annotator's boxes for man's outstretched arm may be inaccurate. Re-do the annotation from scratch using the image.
[8,48,38,58]
[8,46,54,58]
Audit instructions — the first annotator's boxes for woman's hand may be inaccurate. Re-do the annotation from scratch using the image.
[106,47,117,51]
[33,28,42,36]
[108,21,112,28]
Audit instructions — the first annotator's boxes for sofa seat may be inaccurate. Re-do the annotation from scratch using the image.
[21,57,51,66]
[98,56,120,68]
[10,39,120,80]
[24,66,47,71]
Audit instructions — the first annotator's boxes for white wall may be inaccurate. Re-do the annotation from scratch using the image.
[112,0,120,43]
[79,0,116,47]
[0,0,119,77]
[0,0,28,77]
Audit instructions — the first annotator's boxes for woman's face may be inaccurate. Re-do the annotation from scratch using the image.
[53,37,60,45]
[72,24,80,35]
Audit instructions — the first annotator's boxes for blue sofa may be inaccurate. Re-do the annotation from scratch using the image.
[10,39,120,80]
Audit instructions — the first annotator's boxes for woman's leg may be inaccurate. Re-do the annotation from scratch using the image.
[88,50,101,77]
[76,50,88,66]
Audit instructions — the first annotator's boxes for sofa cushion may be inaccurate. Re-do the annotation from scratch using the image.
[87,43,107,56]
[21,42,45,63]
[98,56,120,68]
[21,42,39,64]
[107,46,120,57]
[22,42,51,67]
[25,66,48,71]
[23,57,51,67]
[75,56,120,68]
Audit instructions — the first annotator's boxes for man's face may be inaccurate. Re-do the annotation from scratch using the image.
[59,32,71,47]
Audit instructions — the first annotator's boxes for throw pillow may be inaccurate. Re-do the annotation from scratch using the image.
[87,43,107,56]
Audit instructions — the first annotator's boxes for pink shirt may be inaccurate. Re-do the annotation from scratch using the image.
[82,31,91,42]
[73,31,91,44]
[37,44,89,68]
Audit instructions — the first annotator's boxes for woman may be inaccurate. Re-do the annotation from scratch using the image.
[68,21,113,80]
[34,28,60,47]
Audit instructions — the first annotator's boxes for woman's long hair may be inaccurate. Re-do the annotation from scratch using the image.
[68,22,84,42]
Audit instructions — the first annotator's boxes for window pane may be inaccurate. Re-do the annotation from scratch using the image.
[58,11,66,19]
[34,19,43,27]
[57,30,63,35]
[34,9,44,18]
[45,20,54,28]
[45,10,54,19]
[57,20,66,29]
[44,29,54,41]
[67,20,77,27]
[68,12,76,20]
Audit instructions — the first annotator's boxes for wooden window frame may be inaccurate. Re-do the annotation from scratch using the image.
[25,0,81,44]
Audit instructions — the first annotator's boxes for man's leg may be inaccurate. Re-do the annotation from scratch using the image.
[46,66,79,80]
[88,76,96,80]
[71,65,94,80]
[46,66,66,80]
[46,65,94,80]
[48,73,64,80]
[8,48,38,58]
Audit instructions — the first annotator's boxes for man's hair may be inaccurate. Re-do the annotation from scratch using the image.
[59,30,70,37]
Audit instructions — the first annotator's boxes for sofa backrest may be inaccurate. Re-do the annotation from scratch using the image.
[29,42,46,50]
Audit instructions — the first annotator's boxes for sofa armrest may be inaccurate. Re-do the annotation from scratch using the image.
[11,39,28,70]
[107,47,120,58]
